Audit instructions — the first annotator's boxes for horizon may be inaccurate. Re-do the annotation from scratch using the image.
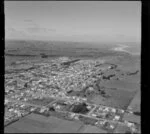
[5,1,141,43]
[5,38,140,45]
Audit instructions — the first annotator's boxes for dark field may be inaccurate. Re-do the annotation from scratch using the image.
[5,55,42,66]
[5,113,84,133]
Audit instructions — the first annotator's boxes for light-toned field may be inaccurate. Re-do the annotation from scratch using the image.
[5,113,84,133]
[91,89,135,109]
[123,113,140,124]
[127,89,141,112]
[120,74,140,84]
[100,79,140,92]
[114,124,131,133]
[80,125,107,133]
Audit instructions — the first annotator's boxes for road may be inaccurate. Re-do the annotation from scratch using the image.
[87,105,97,116]
[6,95,131,127]
[6,98,45,108]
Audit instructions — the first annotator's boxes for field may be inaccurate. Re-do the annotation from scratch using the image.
[114,124,131,133]
[80,125,107,133]
[122,89,141,124]
[91,89,135,109]
[5,55,41,66]
[5,113,84,133]
[127,89,141,112]
[100,79,140,92]
[123,112,141,124]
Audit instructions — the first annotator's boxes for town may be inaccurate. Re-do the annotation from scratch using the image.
[5,57,140,133]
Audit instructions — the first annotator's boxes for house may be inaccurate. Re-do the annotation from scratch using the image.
[113,115,120,121]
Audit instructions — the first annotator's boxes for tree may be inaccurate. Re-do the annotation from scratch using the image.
[11,62,16,66]
[40,53,48,58]
[49,107,55,111]
[72,103,89,114]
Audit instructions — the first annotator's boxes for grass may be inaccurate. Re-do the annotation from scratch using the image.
[5,113,84,133]
[81,125,107,133]
[91,89,136,109]
[100,79,140,92]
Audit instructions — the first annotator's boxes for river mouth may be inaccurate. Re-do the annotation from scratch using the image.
[111,44,141,55]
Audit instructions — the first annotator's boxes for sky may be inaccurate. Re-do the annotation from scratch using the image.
[5,1,141,43]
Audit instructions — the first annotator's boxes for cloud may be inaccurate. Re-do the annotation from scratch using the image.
[5,27,30,39]
[26,26,56,34]
[6,27,16,32]
[47,28,56,32]
[115,34,140,42]
[23,19,38,27]
[5,27,24,35]
[5,19,57,40]
[24,19,33,22]
[23,19,56,34]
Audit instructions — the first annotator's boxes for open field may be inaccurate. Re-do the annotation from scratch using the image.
[123,113,140,124]
[80,125,107,133]
[91,89,135,109]
[100,79,140,92]
[5,55,41,66]
[114,124,131,133]
[122,75,140,84]
[5,113,84,133]
[126,89,141,113]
